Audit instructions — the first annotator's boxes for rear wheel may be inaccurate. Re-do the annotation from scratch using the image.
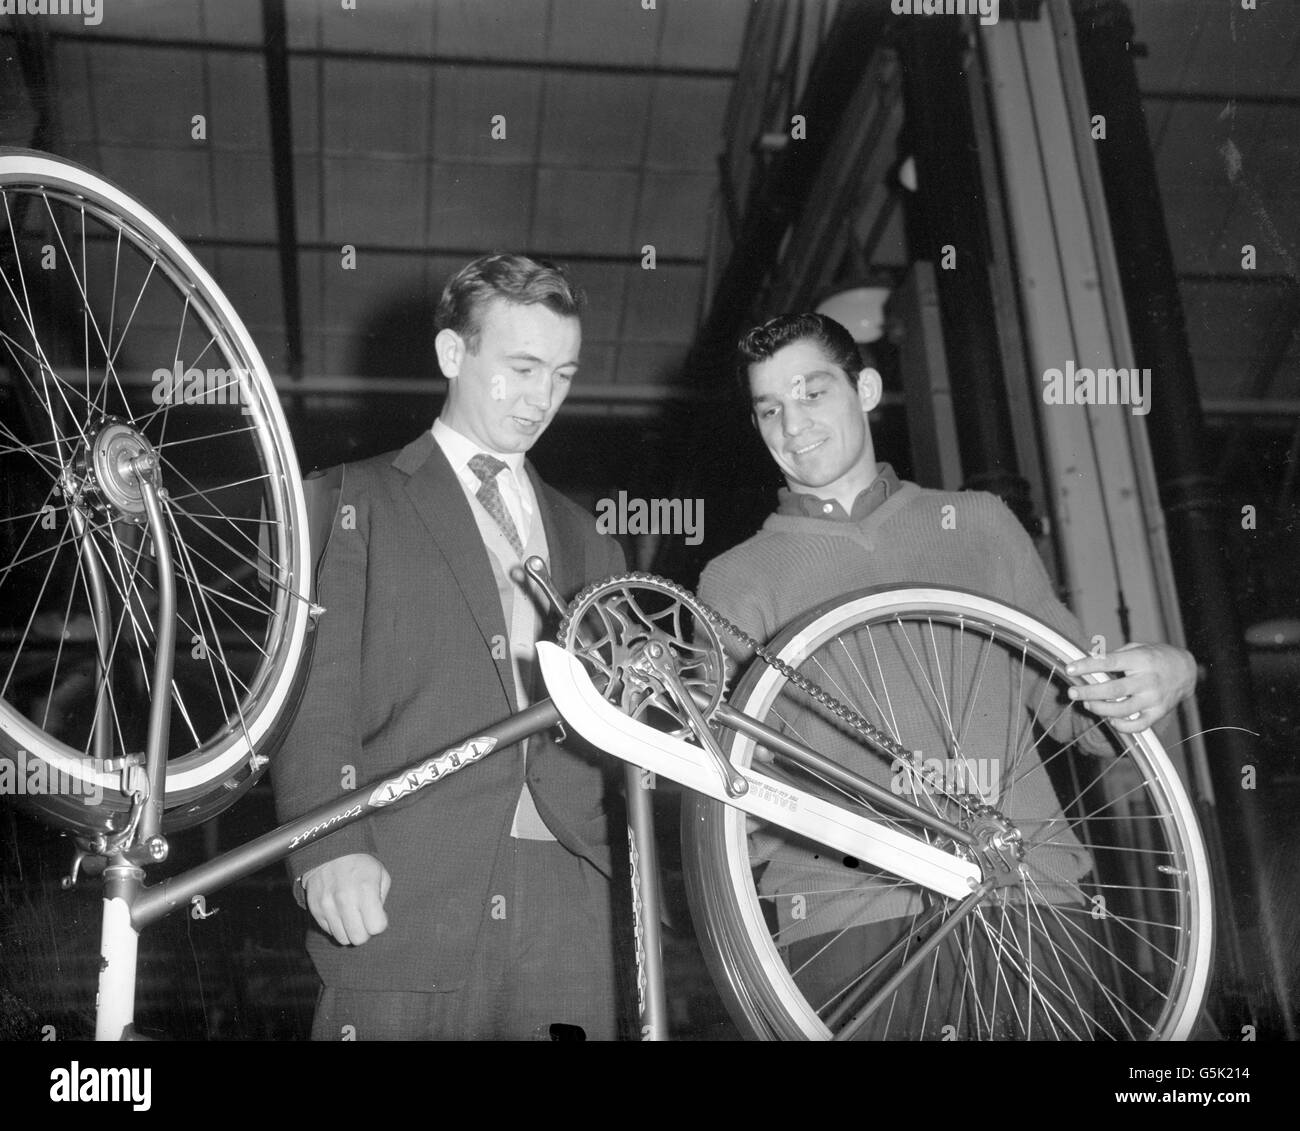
[683,586,1212,1040]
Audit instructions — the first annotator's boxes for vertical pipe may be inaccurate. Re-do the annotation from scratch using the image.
[261,0,304,385]
[94,861,143,1041]
[1070,0,1293,1037]
[896,22,1038,530]
[623,763,669,1040]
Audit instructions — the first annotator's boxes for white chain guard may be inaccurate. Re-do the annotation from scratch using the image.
[537,642,981,900]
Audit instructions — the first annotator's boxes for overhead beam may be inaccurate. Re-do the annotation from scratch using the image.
[182,238,705,269]
[1178,271,1299,288]
[1142,89,1300,108]
[64,230,707,270]
[3,29,737,81]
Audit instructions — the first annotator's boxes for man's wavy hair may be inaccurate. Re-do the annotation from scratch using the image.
[735,312,863,402]
[436,253,585,354]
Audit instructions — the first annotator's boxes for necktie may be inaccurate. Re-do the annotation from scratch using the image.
[468,452,525,559]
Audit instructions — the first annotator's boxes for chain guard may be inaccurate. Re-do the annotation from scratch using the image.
[558,571,984,817]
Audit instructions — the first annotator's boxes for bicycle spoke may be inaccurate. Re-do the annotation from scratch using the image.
[1,498,81,697]
[37,538,89,733]
[164,487,285,586]
[164,501,254,753]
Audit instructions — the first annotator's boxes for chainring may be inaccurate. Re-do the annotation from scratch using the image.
[557,572,729,739]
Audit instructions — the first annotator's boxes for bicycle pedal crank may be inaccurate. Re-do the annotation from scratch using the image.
[557,573,730,740]
[634,640,747,798]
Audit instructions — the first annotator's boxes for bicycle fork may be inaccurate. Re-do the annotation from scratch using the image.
[91,459,178,1041]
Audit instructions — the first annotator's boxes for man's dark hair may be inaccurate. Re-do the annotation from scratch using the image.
[735,312,862,401]
[436,253,585,353]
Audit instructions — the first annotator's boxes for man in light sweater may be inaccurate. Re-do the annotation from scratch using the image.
[698,312,1197,1038]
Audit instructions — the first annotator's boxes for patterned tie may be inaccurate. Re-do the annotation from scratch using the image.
[468,452,525,559]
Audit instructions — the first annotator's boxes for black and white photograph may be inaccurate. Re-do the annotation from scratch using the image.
[0,0,1294,1095]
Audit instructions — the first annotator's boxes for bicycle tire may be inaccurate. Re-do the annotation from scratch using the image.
[682,585,1212,1040]
[0,148,312,837]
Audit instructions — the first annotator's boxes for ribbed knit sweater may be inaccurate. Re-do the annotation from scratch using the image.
[700,482,1107,940]
[701,482,1085,649]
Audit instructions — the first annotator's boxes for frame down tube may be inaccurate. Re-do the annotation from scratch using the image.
[95,701,562,1038]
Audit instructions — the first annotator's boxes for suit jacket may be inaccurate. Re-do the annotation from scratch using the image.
[271,431,627,992]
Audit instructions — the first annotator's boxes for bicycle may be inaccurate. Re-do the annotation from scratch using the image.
[0,150,1212,1040]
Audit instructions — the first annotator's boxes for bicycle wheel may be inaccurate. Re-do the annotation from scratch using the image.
[0,149,312,838]
[682,585,1212,1040]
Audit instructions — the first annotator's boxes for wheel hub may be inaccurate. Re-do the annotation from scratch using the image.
[961,803,1027,888]
[75,417,160,520]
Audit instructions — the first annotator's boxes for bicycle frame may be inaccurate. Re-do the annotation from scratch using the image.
[92,642,991,1041]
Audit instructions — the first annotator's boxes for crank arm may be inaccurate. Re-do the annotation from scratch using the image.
[537,643,981,901]
[636,641,749,799]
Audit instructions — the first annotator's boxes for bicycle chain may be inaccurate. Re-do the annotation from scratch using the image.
[558,571,986,819]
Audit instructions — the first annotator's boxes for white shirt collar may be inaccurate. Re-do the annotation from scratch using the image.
[432,418,526,479]
[430,418,535,524]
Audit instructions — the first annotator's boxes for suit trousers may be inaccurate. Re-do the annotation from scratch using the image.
[310,838,624,1040]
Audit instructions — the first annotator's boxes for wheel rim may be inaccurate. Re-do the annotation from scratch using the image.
[688,587,1211,1040]
[0,152,311,832]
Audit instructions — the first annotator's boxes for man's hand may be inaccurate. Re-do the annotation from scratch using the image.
[301,853,392,946]
[1065,643,1197,733]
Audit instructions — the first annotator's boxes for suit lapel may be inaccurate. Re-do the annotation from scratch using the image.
[527,463,575,602]
[395,433,515,708]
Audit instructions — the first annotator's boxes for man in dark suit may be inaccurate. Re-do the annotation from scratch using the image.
[272,254,628,1040]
